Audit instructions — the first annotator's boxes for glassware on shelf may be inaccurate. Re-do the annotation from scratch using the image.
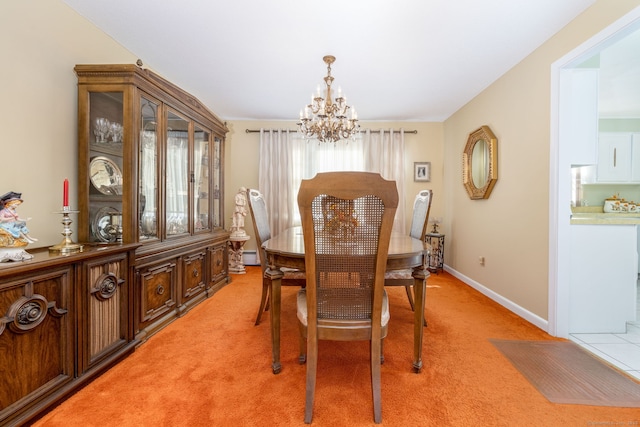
[93,118,124,143]
[108,122,123,143]
[93,117,110,143]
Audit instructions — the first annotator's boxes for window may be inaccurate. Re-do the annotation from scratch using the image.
[259,129,406,236]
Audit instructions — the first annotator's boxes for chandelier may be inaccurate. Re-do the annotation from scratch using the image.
[297,55,360,143]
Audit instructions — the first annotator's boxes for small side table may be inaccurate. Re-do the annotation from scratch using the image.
[228,234,250,274]
[425,232,445,274]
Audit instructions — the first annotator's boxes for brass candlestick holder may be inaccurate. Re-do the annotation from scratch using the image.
[49,207,84,254]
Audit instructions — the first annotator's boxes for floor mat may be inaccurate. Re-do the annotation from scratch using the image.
[490,339,640,407]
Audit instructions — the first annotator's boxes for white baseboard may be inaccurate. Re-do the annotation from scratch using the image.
[443,265,549,332]
[236,256,548,331]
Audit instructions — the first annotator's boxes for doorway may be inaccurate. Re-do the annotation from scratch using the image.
[550,7,640,338]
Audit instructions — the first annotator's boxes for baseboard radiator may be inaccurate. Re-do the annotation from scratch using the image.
[243,250,260,266]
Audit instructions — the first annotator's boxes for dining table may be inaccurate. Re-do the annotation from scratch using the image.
[262,226,430,374]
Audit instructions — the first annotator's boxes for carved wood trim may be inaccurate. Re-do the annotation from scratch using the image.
[139,261,177,322]
[91,272,124,302]
[1,293,67,335]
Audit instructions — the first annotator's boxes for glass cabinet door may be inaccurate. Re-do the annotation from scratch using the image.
[139,97,159,241]
[166,110,189,236]
[194,126,210,232]
[88,91,124,243]
[76,65,228,250]
[212,136,222,228]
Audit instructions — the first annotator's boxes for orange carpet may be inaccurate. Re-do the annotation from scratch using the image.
[33,267,640,426]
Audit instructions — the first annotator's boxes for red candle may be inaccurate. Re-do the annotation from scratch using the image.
[63,179,69,208]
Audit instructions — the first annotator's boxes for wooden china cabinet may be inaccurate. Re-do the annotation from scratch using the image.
[0,64,229,426]
[75,64,230,342]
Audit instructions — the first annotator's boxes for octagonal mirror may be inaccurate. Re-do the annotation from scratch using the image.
[463,125,498,199]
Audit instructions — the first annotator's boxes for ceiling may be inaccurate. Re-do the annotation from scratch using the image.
[63,0,598,122]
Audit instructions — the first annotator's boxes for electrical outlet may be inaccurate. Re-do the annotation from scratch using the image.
[479,256,485,266]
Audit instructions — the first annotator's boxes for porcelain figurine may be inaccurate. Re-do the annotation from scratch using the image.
[230,187,248,237]
[0,191,36,261]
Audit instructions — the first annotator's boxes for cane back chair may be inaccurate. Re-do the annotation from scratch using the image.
[296,172,398,424]
[246,188,305,326]
[384,189,432,315]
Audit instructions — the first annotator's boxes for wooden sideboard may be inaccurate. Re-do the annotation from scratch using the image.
[0,244,139,426]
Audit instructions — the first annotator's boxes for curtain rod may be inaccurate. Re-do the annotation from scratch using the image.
[245,128,417,134]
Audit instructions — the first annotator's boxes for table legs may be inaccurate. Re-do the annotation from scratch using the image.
[265,264,427,374]
[265,267,283,374]
[412,267,429,373]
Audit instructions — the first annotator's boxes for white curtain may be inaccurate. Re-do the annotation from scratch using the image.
[258,129,300,236]
[166,133,188,234]
[140,130,157,238]
[363,129,406,232]
[259,129,406,237]
[193,138,205,230]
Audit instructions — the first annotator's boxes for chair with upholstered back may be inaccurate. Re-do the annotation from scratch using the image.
[384,189,432,314]
[246,188,305,326]
[296,172,398,424]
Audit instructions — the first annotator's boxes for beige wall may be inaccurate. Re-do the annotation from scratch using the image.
[224,120,444,252]
[3,0,639,327]
[0,1,138,246]
[443,0,640,322]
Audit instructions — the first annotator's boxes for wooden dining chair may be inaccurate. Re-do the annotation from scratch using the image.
[246,188,305,326]
[296,172,398,424]
[384,189,432,315]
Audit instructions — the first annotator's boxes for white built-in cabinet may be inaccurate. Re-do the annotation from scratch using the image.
[570,224,638,333]
[561,68,599,166]
[597,132,640,182]
[633,134,640,182]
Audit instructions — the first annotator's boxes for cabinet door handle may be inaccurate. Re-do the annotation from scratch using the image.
[614,147,617,167]
[192,268,199,278]
[156,285,165,295]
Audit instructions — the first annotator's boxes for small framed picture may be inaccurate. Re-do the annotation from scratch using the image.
[414,162,431,182]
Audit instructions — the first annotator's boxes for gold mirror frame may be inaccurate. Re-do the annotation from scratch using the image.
[462,125,498,200]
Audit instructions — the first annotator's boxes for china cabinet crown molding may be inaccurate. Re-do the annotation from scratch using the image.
[75,64,228,136]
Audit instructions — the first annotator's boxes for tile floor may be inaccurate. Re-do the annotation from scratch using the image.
[569,281,640,380]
